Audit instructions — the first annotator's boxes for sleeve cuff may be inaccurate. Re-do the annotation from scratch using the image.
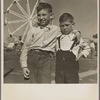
[20,61,27,68]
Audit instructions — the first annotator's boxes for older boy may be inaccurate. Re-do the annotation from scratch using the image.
[20,3,60,83]
[55,13,90,83]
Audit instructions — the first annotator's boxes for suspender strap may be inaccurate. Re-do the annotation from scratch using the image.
[58,36,61,50]
[70,37,77,50]
[57,36,78,51]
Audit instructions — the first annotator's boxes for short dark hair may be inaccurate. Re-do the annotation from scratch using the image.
[37,3,52,13]
[59,13,74,23]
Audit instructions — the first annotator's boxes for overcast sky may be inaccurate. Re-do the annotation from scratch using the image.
[4,0,97,43]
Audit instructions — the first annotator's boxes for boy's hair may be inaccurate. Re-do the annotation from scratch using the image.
[37,3,52,13]
[59,13,74,23]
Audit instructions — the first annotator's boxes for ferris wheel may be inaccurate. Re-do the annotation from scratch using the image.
[4,0,46,43]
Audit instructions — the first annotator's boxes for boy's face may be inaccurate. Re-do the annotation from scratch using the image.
[37,9,51,27]
[60,21,74,35]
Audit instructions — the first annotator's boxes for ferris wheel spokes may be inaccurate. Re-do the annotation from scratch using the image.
[30,0,39,19]
[7,19,27,24]
[11,20,29,35]
[5,0,28,19]
[28,0,41,27]
[26,0,31,16]
[6,0,17,11]
[8,10,27,19]
[15,0,29,18]
[21,22,30,42]
[32,14,37,20]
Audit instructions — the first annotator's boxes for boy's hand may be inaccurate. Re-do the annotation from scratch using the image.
[76,53,83,61]
[73,31,81,44]
[23,67,30,77]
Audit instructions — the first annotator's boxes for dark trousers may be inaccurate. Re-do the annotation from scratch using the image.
[26,50,53,83]
[55,50,79,83]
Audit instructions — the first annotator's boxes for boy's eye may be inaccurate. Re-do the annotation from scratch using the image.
[60,25,64,27]
[60,24,69,27]
[42,14,46,16]
[37,14,47,17]
[64,24,70,27]
[37,14,40,17]
[65,24,69,26]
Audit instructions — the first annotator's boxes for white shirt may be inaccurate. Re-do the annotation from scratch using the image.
[20,25,60,68]
[56,31,90,58]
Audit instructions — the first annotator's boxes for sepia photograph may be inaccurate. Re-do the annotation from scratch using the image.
[1,0,99,99]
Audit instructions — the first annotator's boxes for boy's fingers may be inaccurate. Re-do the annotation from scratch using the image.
[26,70,30,75]
[76,58,79,61]
[23,69,30,80]
[25,71,29,76]
[23,68,30,76]
[73,32,81,42]
[72,35,76,40]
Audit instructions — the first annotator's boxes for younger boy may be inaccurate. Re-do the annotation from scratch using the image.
[55,13,90,83]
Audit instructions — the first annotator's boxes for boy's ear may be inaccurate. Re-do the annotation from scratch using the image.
[72,22,75,28]
[50,12,53,16]
[50,13,55,20]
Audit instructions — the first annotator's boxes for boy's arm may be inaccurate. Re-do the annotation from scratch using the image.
[20,28,34,76]
[55,27,62,51]
[20,27,34,68]
[20,44,30,76]
[55,38,59,52]
[20,44,29,68]
[76,38,91,60]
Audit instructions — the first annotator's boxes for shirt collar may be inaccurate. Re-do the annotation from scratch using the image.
[62,30,75,36]
[38,24,52,30]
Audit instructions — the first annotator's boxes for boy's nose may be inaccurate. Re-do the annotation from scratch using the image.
[63,26,67,29]
[40,16,44,19]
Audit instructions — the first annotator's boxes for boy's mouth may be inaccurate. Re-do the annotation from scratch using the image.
[39,20,46,24]
[64,30,68,33]
[41,20,45,22]
[40,19,45,21]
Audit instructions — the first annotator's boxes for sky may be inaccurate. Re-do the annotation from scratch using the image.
[3,0,97,43]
